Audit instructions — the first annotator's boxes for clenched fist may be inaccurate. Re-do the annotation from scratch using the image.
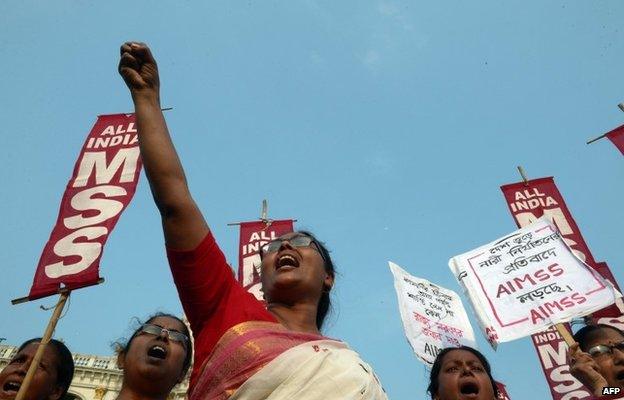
[119,42,160,100]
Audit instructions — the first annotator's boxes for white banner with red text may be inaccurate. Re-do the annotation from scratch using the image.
[501,176,622,400]
[389,261,476,365]
[449,217,620,346]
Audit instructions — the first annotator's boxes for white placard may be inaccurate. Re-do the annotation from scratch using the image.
[449,217,620,346]
[389,261,477,365]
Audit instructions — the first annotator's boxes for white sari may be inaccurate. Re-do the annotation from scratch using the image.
[229,339,388,400]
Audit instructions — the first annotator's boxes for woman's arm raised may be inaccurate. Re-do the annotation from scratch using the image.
[118,42,208,249]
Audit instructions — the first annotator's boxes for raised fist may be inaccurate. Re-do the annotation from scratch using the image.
[118,42,160,99]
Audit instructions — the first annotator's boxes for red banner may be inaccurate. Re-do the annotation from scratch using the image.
[501,177,596,267]
[501,177,596,399]
[606,124,624,155]
[591,262,623,321]
[28,114,142,300]
[238,219,294,300]
[496,381,512,400]
[531,325,594,399]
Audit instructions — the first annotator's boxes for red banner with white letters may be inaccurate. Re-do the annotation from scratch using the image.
[501,177,596,400]
[238,219,294,300]
[501,177,596,268]
[591,262,623,321]
[28,114,142,300]
[496,381,512,399]
[605,124,624,155]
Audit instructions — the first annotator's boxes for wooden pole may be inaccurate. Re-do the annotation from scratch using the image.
[11,278,103,305]
[586,133,609,145]
[15,291,70,400]
[555,323,575,346]
[261,199,268,222]
[517,166,529,186]
[227,199,296,226]
[587,103,624,144]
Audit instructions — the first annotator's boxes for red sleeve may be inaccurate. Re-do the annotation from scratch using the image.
[166,231,276,381]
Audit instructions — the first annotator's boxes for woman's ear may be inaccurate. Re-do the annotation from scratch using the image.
[324,273,334,292]
[117,350,126,370]
[48,384,63,400]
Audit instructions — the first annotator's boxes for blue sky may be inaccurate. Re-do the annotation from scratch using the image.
[1,1,623,399]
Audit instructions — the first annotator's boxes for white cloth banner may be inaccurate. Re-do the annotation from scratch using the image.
[449,217,620,346]
[389,261,477,365]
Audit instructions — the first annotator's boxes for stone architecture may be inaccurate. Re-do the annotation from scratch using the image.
[0,344,189,400]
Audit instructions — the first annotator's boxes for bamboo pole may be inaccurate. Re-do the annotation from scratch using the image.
[15,291,70,400]
[587,103,624,144]
[586,133,608,145]
[227,199,296,226]
[517,165,529,186]
[12,278,103,305]
[555,323,575,346]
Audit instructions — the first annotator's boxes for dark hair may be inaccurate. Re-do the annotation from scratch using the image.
[119,312,193,376]
[17,338,74,398]
[427,346,498,399]
[574,324,624,352]
[297,231,336,330]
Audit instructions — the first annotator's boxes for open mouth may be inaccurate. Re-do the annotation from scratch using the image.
[3,380,21,394]
[616,370,624,381]
[147,345,167,360]
[459,381,480,397]
[276,254,299,269]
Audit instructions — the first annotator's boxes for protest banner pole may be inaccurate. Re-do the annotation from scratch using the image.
[517,166,529,186]
[587,133,609,145]
[554,323,575,346]
[14,290,70,400]
[11,278,104,305]
[261,199,268,223]
[98,107,173,117]
[586,103,624,144]
[228,199,297,226]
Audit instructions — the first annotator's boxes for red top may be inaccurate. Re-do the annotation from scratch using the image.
[166,231,277,387]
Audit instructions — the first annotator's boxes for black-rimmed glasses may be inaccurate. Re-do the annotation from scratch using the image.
[139,324,189,346]
[260,235,326,263]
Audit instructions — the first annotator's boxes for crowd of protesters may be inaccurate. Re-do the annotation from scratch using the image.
[1,41,623,400]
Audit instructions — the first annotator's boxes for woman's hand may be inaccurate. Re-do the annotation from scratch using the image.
[568,342,608,396]
[117,41,208,250]
[119,42,160,101]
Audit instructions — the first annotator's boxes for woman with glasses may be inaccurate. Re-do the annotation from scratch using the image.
[118,42,386,400]
[115,313,192,400]
[568,324,624,397]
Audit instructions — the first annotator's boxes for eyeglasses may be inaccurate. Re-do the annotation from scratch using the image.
[139,324,189,345]
[587,341,624,357]
[260,235,326,263]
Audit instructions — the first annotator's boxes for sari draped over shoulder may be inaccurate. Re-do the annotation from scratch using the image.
[191,321,387,400]
[168,233,387,400]
[191,321,325,400]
